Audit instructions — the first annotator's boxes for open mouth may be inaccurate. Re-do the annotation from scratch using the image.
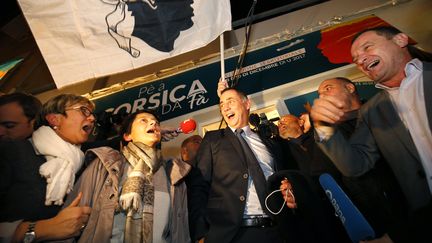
[226,112,235,120]
[146,127,160,135]
[366,59,380,71]
[82,124,93,133]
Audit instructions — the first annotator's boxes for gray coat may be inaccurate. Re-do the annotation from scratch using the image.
[62,146,191,243]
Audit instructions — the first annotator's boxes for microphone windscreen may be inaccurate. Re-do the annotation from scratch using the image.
[249,113,260,127]
[180,119,196,134]
[319,173,375,242]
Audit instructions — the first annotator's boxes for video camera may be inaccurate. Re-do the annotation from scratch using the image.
[249,112,279,139]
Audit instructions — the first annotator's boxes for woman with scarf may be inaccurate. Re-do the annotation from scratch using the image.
[0,94,95,242]
[61,109,191,243]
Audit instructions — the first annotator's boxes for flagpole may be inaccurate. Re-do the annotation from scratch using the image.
[219,33,225,81]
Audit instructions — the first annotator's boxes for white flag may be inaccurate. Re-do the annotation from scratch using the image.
[18,0,232,88]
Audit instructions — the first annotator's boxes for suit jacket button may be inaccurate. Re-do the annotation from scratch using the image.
[239,195,245,201]
[243,173,248,179]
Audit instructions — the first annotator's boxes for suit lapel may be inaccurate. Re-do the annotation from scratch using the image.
[378,92,420,161]
[224,127,248,168]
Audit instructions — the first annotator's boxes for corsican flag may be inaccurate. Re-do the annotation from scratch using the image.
[17,0,232,88]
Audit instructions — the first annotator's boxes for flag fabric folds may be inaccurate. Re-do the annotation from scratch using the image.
[0,59,23,80]
[17,0,232,88]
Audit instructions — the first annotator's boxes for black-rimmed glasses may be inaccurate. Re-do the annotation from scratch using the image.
[66,106,95,118]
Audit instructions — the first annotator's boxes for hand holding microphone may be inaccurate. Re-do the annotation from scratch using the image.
[161,118,197,142]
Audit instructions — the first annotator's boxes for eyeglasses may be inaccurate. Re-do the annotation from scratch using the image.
[65,106,95,118]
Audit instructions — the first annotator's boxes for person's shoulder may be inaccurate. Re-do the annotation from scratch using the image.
[423,61,432,71]
[203,128,229,140]
[0,139,31,147]
[0,139,34,154]
[0,140,42,168]
[164,157,192,181]
[359,90,387,113]
[85,146,123,166]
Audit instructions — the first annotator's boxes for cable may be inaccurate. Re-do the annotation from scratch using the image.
[229,0,258,88]
[219,0,258,130]
[264,187,295,215]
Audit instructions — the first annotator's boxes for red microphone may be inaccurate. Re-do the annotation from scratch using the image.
[160,119,197,143]
[177,118,197,134]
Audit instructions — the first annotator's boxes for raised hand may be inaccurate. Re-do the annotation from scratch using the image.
[160,127,179,142]
[217,78,228,97]
[310,95,347,125]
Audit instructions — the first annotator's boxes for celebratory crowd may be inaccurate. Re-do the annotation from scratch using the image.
[0,26,431,243]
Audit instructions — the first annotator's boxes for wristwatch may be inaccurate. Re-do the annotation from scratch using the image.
[23,222,36,243]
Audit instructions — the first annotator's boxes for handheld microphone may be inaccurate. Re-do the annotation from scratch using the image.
[319,173,375,242]
[249,113,260,127]
[176,118,197,134]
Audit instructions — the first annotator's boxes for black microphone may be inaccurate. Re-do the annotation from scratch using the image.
[249,113,260,127]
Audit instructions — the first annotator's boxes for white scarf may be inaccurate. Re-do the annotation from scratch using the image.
[32,126,84,206]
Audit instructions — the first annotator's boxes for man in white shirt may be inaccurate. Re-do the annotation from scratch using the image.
[310,26,432,243]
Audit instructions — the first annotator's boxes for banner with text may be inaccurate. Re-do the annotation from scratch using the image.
[92,16,391,121]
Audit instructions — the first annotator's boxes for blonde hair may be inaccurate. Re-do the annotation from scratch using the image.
[36,94,94,128]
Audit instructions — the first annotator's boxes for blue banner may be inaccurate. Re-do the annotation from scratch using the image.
[93,31,345,120]
[92,16,389,121]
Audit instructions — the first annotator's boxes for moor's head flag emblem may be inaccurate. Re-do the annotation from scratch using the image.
[18,0,231,88]
[103,0,194,58]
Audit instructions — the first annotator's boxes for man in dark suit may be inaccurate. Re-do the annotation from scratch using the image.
[188,88,291,243]
[311,26,432,243]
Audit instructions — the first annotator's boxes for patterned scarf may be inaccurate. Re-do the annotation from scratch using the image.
[121,142,163,243]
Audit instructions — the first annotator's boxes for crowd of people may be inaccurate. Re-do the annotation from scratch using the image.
[0,26,430,243]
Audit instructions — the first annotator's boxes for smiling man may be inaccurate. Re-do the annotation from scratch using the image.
[188,88,293,243]
[310,26,432,243]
